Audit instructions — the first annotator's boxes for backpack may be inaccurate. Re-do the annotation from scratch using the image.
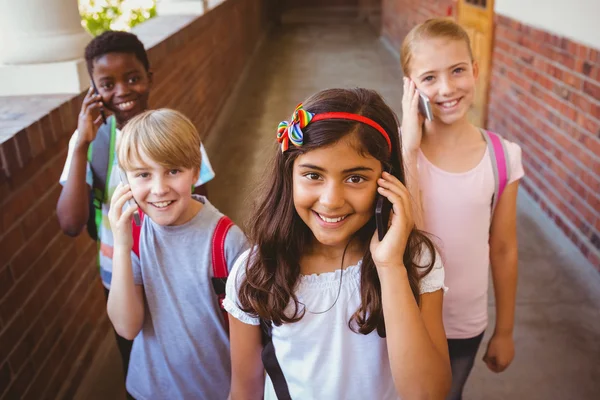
[130,210,234,332]
[87,116,118,241]
[480,129,511,215]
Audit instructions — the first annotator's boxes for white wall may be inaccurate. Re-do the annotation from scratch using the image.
[495,0,600,49]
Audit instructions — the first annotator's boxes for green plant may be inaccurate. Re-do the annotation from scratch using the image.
[79,0,157,36]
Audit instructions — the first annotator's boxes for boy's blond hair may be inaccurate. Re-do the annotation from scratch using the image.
[118,108,201,171]
[401,18,474,76]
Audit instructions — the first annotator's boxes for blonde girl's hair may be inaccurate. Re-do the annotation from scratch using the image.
[401,18,474,76]
[118,108,201,172]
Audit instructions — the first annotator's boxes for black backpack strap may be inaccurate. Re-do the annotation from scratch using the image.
[86,116,114,240]
[260,319,292,400]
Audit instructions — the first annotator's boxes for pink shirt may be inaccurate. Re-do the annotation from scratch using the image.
[418,139,524,339]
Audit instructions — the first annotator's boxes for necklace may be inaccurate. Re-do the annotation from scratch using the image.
[305,238,355,315]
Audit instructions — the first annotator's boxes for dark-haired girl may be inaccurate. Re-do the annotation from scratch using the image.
[224,88,452,400]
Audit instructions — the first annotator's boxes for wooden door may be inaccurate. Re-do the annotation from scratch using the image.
[457,0,494,128]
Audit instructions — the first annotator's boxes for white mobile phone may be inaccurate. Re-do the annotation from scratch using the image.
[118,169,141,226]
[417,90,434,121]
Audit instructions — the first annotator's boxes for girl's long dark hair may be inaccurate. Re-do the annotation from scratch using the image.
[238,88,436,336]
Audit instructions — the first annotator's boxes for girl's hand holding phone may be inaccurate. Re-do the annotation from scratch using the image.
[370,172,414,270]
[400,77,425,154]
[108,183,139,250]
[76,86,105,148]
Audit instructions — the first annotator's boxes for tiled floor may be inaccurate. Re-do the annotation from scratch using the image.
[75,16,600,400]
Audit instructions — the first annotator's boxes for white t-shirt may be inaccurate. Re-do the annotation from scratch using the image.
[224,247,446,400]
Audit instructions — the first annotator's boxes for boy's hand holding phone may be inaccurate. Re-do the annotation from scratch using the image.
[118,169,142,227]
[108,183,139,250]
[400,77,429,154]
[75,86,105,149]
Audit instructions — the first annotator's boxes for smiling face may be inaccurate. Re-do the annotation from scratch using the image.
[408,38,478,125]
[126,147,200,227]
[292,135,382,252]
[91,52,152,126]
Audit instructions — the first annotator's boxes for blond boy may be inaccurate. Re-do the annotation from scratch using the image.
[107,109,248,399]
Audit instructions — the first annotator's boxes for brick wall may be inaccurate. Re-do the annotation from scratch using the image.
[488,15,600,269]
[381,0,452,52]
[0,0,272,398]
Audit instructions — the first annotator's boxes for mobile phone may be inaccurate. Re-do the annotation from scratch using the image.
[118,169,141,226]
[417,90,434,121]
[90,78,107,125]
[375,195,393,241]
[375,167,394,241]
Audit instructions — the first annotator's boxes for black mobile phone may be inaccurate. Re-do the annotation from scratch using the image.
[417,90,434,121]
[375,194,393,241]
[90,78,107,124]
[375,167,394,241]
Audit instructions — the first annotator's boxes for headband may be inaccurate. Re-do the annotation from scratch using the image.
[276,103,392,153]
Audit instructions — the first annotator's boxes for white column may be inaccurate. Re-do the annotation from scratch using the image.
[0,0,91,95]
[156,0,208,15]
[0,0,90,64]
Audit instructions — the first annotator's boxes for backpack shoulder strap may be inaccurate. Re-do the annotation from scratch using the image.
[212,216,234,279]
[261,319,292,399]
[87,117,117,241]
[211,216,234,331]
[131,209,145,258]
[89,116,116,203]
[481,129,510,215]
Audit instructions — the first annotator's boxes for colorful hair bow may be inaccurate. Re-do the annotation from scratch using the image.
[277,103,314,152]
[276,103,393,153]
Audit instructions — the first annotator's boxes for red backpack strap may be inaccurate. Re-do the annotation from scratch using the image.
[131,210,145,258]
[211,216,234,332]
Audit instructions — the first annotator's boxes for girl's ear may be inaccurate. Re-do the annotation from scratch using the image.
[148,70,154,85]
[472,61,480,81]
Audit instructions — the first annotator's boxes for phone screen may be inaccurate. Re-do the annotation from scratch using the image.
[90,79,108,124]
[118,169,141,226]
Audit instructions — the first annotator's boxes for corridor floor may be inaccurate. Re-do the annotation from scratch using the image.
[76,16,600,400]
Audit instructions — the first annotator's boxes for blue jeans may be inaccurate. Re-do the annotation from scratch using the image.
[446,331,485,400]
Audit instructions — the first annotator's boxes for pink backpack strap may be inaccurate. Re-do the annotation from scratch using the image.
[211,216,234,332]
[481,129,510,215]
[131,210,145,258]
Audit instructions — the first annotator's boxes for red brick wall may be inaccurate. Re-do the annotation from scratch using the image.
[148,0,269,133]
[382,0,452,52]
[0,0,272,398]
[488,15,600,269]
